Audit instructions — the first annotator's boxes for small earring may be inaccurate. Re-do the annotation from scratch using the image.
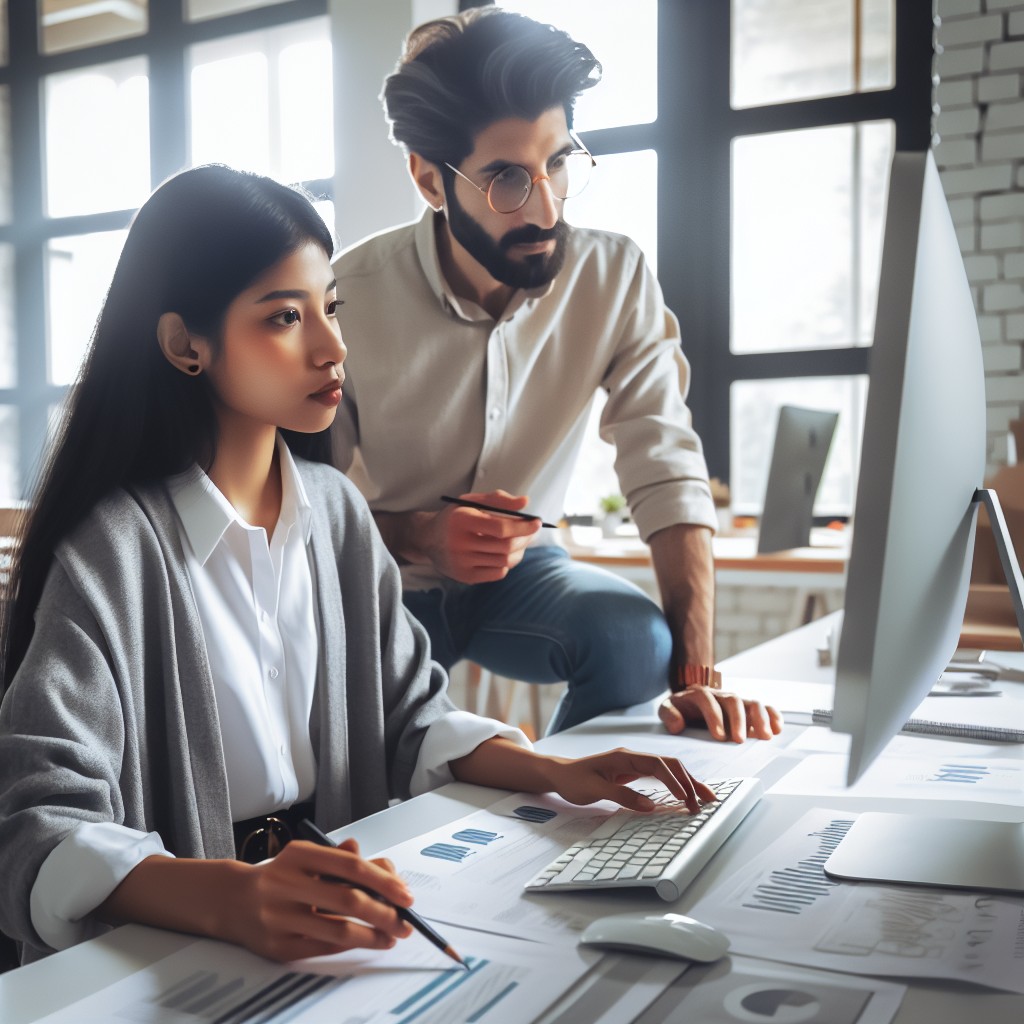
[187,364,200,375]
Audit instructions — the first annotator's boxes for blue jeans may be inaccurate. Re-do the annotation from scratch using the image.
[404,547,673,734]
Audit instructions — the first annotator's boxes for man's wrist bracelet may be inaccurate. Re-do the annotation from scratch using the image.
[677,664,723,691]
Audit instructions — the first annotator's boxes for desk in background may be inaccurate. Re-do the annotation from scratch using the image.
[567,525,850,657]
[3,617,1021,1023]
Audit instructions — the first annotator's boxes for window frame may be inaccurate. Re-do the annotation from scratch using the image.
[0,0,330,497]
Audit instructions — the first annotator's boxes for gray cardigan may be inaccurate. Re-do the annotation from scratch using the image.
[0,458,454,958]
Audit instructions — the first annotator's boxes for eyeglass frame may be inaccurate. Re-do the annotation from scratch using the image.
[443,137,596,215]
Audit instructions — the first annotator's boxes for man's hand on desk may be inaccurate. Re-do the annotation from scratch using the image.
[658,685,784,743]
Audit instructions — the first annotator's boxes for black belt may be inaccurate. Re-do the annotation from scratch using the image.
[232,799,315,863]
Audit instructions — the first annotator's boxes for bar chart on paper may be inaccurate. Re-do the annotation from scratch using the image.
[34,926,595,1024]
[687,808,1024,994]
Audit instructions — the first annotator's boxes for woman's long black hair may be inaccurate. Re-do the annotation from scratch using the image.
[1,164,336,690]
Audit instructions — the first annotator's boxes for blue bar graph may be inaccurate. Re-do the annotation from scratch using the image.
[512,806,556,823]
[452,829,503,845]
[420,842,475,863]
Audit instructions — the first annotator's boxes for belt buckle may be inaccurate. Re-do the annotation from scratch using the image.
[239,816,291,864]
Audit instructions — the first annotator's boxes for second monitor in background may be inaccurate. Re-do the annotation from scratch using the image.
[756,405,838,554]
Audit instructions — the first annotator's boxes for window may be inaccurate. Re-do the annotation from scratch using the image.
[484,0,932,522]
[189,18,332,182]
[731,0,895,108]
[721,1,930,519]
[500,0,658,133]
[0,0,331,500]
[44,57,151,218]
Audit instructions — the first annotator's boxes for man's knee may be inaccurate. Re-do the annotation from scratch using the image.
[570,588,672,672]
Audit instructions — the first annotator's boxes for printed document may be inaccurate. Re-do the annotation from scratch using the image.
[688,807,1024,993]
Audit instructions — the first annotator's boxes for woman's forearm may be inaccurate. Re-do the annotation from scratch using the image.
[97,855,252,945]
[449,736,566,792]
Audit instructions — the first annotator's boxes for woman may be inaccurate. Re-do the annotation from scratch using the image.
[0,165,712,966]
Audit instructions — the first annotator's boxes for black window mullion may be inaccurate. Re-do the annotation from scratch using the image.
[893,0,935,151]
[148,2,189,186]
[577,123,657,158]
[725,89,915,139]
[729,347,871,382]
[657,0,732,479]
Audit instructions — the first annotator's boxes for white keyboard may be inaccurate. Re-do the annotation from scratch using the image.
[524,777,763,902]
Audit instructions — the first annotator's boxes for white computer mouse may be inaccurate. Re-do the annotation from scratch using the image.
[578,912,730,963]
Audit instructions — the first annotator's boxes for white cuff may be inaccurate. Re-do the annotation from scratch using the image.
[410,709,532,796]
[29,822,173,951]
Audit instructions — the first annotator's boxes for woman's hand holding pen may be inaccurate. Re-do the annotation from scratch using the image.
[230,837,415,962]
[425,489,540,584]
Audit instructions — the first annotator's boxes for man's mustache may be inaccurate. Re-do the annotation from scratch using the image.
[499,222,567,250]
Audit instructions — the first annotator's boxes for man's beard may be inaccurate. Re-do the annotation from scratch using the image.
[445,185,570,290]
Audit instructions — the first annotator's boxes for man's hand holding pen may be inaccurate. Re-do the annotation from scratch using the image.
[425,490,541,584]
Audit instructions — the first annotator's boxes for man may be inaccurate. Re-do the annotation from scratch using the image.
[332,8,781,740]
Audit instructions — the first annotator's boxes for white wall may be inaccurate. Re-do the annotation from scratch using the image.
[329,0,457,250]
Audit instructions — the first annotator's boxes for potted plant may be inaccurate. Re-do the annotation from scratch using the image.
[599,493,628,537]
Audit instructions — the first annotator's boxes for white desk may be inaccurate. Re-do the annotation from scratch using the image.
[2,622,1022,1022]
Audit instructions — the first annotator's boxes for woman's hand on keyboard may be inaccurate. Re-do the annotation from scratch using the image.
[658,687,783,743]
[539,749,717,814]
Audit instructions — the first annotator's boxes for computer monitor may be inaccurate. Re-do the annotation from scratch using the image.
[822,150,1024,894]
[757,405,838,554]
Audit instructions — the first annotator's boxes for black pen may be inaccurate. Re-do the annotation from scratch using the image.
[440,495,559,529]
[298,818,468,970]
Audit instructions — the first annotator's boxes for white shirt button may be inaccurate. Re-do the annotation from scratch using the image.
[489,407,501,420]
[268,667,279,680]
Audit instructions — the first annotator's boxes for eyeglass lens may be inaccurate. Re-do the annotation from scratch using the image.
[488,152,593,213]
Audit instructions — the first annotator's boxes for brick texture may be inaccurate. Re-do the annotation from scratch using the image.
[936,0,1024,478]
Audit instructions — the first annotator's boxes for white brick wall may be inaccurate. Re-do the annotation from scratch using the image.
[936,0,1024,475]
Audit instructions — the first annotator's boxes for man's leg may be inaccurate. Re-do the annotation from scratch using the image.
[401,587,466,672]
[459,547,674,733]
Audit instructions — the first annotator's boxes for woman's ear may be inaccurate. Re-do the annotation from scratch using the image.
[408,153,445,213]
[157,313,206,377]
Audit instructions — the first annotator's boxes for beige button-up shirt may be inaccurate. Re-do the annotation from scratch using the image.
[332,210,717,591]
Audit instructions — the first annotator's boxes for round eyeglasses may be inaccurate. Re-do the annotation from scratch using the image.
[445,148,596,215]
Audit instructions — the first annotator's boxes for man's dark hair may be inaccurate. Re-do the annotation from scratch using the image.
[382,7,602,168]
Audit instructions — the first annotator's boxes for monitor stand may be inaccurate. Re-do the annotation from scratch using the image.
[824,488,1024,893]
[824,814,1024,893]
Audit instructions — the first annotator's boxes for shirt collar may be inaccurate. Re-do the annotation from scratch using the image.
[413,207,555,323]
[167,436,313,565]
